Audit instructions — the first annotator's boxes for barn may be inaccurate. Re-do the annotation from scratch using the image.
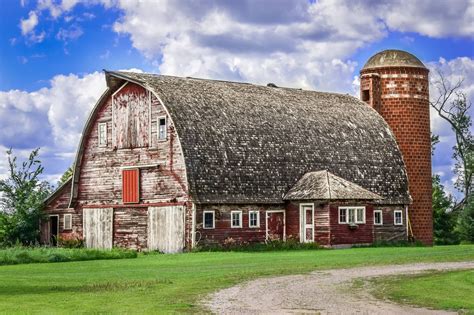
[42,50,432,252]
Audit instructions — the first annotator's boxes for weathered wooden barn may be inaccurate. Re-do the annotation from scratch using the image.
[43,50,432,252]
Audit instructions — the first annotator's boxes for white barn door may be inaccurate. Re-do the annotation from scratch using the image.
[83,208,113,249]
[148,206,185,253]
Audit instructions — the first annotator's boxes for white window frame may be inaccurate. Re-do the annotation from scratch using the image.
[338,206,366,224]
[157,116,167,141]
[203,210,215,229]
[248,210,260,228]
[231,211,243,228]
[98,122,107,147]
[63,213,72,230]
[374,210,383,225]
[394,210,403,225]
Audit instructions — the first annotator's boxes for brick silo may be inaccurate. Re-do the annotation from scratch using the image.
[360,49,433,245]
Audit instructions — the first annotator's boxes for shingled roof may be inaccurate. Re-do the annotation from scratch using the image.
[283,170,382,201]
[104,71,411,205]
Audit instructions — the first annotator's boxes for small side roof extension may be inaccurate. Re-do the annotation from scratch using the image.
[283,170,382,201]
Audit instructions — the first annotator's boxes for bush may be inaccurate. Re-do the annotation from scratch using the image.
[194,236,322,252]
[353,240,425,248]
[58,237,84,248]
[0,247,138,266]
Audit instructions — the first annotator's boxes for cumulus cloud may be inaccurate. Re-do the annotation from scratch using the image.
[0,72,105,153]
[20,11,39,35]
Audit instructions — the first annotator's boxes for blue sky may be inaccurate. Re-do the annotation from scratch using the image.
[0,0,473,199]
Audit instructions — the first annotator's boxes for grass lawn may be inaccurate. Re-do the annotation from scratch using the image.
[0,245,473,314]
[372,269,474,314]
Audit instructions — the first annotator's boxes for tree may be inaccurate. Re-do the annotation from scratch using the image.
[430,70,473,210]
[58,166,73,186]
[432,175,459,245]
[456,195,474,242]
[0,148,51,246]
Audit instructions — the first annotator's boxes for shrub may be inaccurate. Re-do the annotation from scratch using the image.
[194,236,321,252]
[58,236,84,248]
[0,247,138,266]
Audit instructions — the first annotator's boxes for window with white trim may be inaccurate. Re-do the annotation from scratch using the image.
[158,116,167,140]
[249,211,260,228]
[203,211,215,229]
[338,207,366,224]
[374,210,383,225]
[64,214,72,230]
[98,122,107,147]
[394,210,403,225]
[231,211,242,228]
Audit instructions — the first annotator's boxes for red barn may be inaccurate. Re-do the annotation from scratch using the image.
[42,49,432,252]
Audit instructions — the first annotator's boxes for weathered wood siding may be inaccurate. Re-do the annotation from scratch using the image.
[285,202,330,245]
[148,206,185,253]
[112,83,150,149]
[41,180,81,244]
[196,204,280,245]
[373,206,407,242]
[83,208,113,249]
[329,202,374,245]
[77,83,188,205]
[114,207,148,250]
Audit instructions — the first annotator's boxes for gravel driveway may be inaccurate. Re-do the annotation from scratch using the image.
[204,261,474,314]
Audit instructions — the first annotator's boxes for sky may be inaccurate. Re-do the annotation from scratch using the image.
[0,0,473,199]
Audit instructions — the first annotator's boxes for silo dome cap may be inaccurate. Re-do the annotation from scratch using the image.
[362,49,426,70]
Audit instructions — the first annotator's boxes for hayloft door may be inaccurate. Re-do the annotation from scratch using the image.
[266,210,285,241]
[300,204,314,243]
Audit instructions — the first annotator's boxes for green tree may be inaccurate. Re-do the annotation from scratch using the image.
[58,166,73,186]
[432,175,459,245]
[456,195,474,243]
[0,148,52,246]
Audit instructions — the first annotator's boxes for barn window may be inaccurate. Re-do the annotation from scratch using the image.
[203,211,215,229]
[362,89,370,102]
[158,116,167,140]
[122,169,140,204]
[394,210,403,225]
[231,211,242,228]
[249,211,260,228]
[98,122,107,147]
[339,207,365,224]
[63,214,72,230]
[374,210,383,225]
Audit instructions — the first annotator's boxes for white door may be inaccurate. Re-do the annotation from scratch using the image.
[300,204,314,243]
[148,206,185,253]
[83,208,113,249]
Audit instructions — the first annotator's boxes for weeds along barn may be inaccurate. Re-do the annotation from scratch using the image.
[42,49,432,252]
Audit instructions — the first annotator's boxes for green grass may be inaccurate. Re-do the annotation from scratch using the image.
[0,245,473,314]
[372,269,474,314]
[0,247,137,265]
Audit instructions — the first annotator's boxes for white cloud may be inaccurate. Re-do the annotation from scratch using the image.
[56,24,84,42]
[20,11,39,35]
[382,0,474,38]
[0,72,105,153]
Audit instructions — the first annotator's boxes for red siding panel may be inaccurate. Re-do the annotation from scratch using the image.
[122,169,139,203]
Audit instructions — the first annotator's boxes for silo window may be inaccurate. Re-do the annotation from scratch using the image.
[362,90,370,102]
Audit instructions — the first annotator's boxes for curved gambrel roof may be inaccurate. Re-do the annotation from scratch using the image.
[70,71,411,206]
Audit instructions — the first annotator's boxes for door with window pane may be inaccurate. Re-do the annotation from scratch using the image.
[300,204,314,243]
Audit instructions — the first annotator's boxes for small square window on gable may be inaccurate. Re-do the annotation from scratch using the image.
[158,116,167,140]
[122,169,139,204]
[98,122,107,147]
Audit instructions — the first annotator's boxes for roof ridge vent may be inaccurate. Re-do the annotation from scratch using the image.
[267,83,278,88]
